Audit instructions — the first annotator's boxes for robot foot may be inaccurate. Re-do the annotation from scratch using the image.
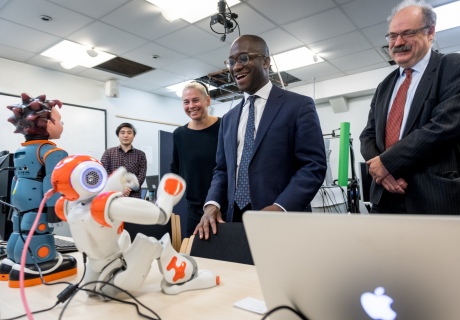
[161,270,220,295]
[8,253,77,288]
[0,258,15,281]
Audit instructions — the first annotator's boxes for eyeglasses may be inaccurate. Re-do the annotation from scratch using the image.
[224,53,266,69]
[385,26,431,42]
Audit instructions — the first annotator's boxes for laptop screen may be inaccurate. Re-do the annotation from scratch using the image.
[243,212,460,320]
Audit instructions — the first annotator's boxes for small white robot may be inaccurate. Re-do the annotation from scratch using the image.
[51,155,219,298]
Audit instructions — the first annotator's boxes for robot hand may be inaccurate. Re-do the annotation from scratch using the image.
[102,167,139,195]
[155,173,185,219]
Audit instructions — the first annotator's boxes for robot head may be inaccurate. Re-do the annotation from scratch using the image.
[51,155,108,201]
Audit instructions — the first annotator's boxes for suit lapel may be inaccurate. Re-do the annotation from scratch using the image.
[401,51,440,137]
[252,86,284,159]
[229,99,244,163]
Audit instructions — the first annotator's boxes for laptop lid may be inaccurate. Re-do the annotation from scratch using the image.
[243,212,460,320]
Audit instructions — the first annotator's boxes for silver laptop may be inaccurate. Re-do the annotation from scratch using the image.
[243,212,460,320]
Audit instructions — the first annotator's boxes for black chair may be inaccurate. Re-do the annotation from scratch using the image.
[180,222,253,265]
[123,213,182,251]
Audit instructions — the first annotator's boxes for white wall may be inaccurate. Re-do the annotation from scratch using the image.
[1,57,394,183]
[0,57,189,178]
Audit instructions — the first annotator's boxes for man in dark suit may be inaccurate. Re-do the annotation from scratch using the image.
[360,0,460,214]
[194,35,327,239]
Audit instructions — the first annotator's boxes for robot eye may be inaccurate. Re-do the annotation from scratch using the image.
[81,167,104,191]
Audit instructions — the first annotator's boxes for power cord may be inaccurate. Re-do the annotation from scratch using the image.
[1,253,86,320]
[261,305,310,320]
[60,279,162,320]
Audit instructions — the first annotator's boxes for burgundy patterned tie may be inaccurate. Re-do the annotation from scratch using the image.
[385,68,413,149]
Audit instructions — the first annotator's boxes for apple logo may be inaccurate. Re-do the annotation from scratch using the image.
[360,286,397,320]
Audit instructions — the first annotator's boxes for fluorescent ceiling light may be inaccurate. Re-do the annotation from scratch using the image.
[41,40,116,69]
[434,1,460,32]
[167,81,217,97]
[271,47,323,72]
[146,0,240,23]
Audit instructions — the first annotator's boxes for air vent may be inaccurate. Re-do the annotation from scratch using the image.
[194,68,301,102]
[378,46,396,66]
[93,57,154,78]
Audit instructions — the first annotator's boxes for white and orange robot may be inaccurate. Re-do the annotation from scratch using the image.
[50,155,219,298]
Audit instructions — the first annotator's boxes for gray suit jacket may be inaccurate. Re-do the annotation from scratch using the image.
[360,50,460,214]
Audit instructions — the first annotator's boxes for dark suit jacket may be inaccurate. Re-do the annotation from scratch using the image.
[360,50,460,214]
[205,85,327,221]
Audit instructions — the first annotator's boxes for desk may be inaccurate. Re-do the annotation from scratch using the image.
[0,253,264,319]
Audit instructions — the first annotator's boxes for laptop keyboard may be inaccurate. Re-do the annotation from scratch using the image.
[54,238,78,253]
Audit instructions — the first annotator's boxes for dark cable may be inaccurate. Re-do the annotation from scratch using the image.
[60,280,161,320]
[261,305,309,320]
[2,302,60,320]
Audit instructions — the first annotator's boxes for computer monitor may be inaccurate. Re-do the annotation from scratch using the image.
[145,175,159,192]
[0,152,14,240]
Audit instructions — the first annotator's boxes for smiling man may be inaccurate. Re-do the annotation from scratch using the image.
[194,34,327,239]
[360,0,460,214]
[101,122,146,198]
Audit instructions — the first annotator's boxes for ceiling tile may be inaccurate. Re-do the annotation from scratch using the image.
[25,54,88,74]
[160,57,218,79]
[195,45,231,71]
[77,67,129,82]
[122,42,186,68]
[341,0,400,29]
[156,25,226,56]
[309,31,373,60]
[0,44,35,62]
[67,21,148,55]
[435,27,460,49]
[328,48,385,71]
[0,19,60,52]
[120,78,161,92]
[345,61,393,76]
[259,28,304,55]
[132,69,185,87]
[101,0,188,41]
[47,0,130,19]
[0,0,93,37]
[287,61,342,82]
[361,22,389,47]
[440,44,460,54]
[247,0,335,25]
[283,8,356,44]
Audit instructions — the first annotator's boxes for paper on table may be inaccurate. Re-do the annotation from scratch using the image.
[234,297,267,314]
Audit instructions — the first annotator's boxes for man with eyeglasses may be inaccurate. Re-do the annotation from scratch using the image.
[360,0,460,214]
[194,35,327,239]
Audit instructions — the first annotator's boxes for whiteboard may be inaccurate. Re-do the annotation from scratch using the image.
[0,93,106,159]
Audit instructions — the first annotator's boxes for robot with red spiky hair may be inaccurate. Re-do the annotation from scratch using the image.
[51,155,219,298]
[0,93,77,288]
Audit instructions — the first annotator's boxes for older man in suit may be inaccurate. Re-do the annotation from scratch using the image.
[194,34,327,239]
[360,0,460,214]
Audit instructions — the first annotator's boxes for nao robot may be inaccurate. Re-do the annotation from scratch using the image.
[51,155,219,297]
[0,94,77,288]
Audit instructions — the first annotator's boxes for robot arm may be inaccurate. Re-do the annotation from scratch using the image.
[90,174,186,227]
[102,167,139,194]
